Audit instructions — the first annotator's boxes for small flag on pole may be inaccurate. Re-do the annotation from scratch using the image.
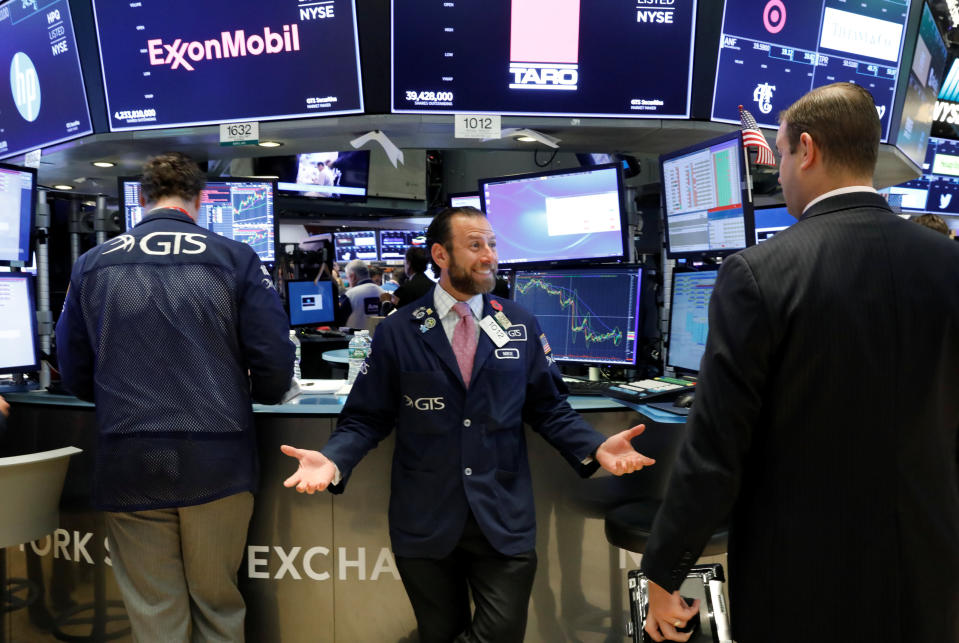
[739,105,776,167]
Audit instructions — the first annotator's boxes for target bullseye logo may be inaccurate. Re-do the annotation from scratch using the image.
[763,0,786,34]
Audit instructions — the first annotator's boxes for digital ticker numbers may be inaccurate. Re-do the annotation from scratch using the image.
[712,0,910,141]
[392,0,697,118]
[92,0,364,131]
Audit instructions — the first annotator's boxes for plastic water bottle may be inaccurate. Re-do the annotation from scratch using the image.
[347,330,371,384]
[289,330,302,381]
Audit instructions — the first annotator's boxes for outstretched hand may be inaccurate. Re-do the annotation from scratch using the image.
[595,424,655,475]
[643,579,701,642]
[280,445,338,494]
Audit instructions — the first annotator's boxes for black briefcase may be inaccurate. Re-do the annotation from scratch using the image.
[626,564,733,643]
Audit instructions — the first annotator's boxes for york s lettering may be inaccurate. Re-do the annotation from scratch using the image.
[140,232,208,255]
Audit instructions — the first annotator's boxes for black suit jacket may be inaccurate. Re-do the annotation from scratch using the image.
[642,192,959,642]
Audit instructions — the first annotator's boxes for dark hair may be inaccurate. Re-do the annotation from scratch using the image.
[913,213,950,236]
[425,206,486,276]
[405,246,428,274]
[140,152,206,204]
[779,82,879,176]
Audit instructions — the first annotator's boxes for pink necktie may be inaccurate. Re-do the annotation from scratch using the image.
[451,302,477,388]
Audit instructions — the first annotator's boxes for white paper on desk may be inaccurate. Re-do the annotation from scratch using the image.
[297,379,348,394]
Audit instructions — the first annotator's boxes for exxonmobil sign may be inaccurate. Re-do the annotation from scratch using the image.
[147,24,301,71]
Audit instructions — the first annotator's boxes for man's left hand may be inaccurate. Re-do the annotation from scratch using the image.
[595,424,655,475]
[643,579,700,642]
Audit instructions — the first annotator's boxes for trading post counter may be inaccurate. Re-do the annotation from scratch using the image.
[1,391,698,642]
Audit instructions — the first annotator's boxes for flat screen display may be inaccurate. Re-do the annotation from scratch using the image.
[512,266,643,366]
[479,163,626,266]
[378,229,427,262]
[254,151,370,201]
[92,0,364,131]
[754,204,794,243]
[120,178,277,262]
[659,131,755,259]
[392,0,697,118]
[895,2,948,167]
[667,269,718,373]
[0,162,36,265]
[0,273,40,374]
[712,0,911,142]
[0,0,92,159]
[886,135,959,212]
[334,231,378,263]
[287,279,337,327]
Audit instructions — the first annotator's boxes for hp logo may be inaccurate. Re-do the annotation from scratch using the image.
[10,52,41,122]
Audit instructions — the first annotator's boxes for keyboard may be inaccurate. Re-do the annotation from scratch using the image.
[562,378,611,396]
[602,376,696,404]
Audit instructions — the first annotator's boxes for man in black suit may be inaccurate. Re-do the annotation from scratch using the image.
[642,82,959,642]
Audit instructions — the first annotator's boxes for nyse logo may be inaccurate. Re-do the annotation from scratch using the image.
[300,3,334,20]
[753,82,776,115]
[508,63,578,91]
[637,10,673,24]
[403,395,445,411]
[10,52,41,122]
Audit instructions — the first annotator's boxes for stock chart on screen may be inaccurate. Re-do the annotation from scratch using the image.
[513,267,642,366]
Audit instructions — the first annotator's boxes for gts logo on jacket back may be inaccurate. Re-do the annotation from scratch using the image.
[103,232,208,256]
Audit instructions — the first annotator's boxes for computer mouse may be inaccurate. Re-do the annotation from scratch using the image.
[673,392,695,408]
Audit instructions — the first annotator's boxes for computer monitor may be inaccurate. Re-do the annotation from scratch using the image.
[91,0,363,131]
[667,269,718,374]
[512,266,643,366]
[480,163,627,266]
[711,0,910,142]
[0,162,37,266]
[119,177,277,262]
[0,273,40,374]
[391,0,697,118]
[659,131,755,259]
[894,2,948,168]
[334,231,378,263]
[754,204,795,244]
[253,151,370,202]
[449,192,481,209]
[286,279,337,328]
[378,229,427,263]
[0,0,93,159]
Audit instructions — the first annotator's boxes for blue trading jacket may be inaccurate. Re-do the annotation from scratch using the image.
[56,209,294,511]
[322,288,606,558]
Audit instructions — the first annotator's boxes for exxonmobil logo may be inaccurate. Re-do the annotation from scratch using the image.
[147,24,301,71]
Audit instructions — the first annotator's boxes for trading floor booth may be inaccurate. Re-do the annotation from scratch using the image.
[0,393,707,642]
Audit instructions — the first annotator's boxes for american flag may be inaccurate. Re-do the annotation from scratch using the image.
[739,105,776,167]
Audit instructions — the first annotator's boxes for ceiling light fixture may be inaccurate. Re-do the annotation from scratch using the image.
[53,184,74,191]
[258,141,283,148]
[91,161,115,168]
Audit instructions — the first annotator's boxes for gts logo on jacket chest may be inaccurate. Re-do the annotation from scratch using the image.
[403,395,445,411]
[103,232,208,256]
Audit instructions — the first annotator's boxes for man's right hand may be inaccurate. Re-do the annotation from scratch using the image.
[0,395,9,418]
[280,445,337,493]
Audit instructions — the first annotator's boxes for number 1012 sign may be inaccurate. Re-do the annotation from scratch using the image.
[455,114,501,140]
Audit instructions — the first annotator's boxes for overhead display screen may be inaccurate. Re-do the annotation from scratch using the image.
[0,0,92,159]
[895,2,947,168]
[712,0,911,142]
[92,0,364,131]
[392,0,698,118]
